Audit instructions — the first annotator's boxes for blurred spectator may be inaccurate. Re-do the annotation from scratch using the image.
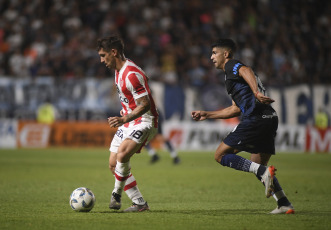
[0,0,329,119]
[36,98,59,125]
[187,56,207,88]
[9,49,31,77]
[315,107,329,130]
[0,0,328,86]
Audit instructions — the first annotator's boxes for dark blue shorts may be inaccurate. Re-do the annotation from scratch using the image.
[223,113,278,154]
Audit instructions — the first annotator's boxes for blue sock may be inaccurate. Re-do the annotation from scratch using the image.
[220,154,252,172]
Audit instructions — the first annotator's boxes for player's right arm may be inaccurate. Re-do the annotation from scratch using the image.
[108,95,150,128]
[239,66,274,104]
[191,100,241,121]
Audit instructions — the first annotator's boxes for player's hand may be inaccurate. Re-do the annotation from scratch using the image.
[191,111,207,121]
[256,92,275,104]
[108,116,124,128]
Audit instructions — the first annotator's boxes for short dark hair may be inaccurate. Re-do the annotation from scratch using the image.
[211,38,237,57]
[97,36,124,54]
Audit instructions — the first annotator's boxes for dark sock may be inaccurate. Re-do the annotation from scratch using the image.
[273,177,291,206]
[273,176,282,192]
[257,165,267,178]
[220,154,252,172]
[277,197,291,207]
[165,141,174,152]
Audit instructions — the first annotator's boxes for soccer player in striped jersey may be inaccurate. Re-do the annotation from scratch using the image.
[192,38,294,214]
[97,36,158,212]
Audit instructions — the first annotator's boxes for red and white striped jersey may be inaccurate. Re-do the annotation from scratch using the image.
[114,59,158,128]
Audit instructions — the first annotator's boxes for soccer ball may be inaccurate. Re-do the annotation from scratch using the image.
[69,187,96,212]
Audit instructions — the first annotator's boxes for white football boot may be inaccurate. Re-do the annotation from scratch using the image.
[261,166,276,198]
[270,205,295,214]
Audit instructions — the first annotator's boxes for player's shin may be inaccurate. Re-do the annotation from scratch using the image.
[271,176,291,206]
[219,154,252,172]
[124,173,146,205]
[255,174,291,206]
[113,161,131,195]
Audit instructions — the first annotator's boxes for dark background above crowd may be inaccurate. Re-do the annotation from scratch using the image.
[0,0,329,87]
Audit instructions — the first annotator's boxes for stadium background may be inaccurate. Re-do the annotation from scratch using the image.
[0,0,330,152]
[1,1,331,230]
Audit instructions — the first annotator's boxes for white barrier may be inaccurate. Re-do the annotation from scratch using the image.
[1,119,330,152]
[163,121,331,153]
[0,119,17,148]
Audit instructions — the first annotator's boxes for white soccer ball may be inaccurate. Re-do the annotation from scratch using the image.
[69,187,96,212]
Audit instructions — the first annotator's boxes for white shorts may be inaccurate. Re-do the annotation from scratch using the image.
[109,122,157,154]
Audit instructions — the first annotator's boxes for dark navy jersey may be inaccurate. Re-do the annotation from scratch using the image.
[224,59,273,117]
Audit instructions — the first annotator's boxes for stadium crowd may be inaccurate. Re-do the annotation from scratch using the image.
[0,0,329,87]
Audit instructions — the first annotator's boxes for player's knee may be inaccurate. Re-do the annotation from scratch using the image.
[109,164,116,175]
[214,152,224,163]
[116,151,131,163]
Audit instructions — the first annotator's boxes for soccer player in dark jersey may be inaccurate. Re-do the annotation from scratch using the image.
[191,38,294,214]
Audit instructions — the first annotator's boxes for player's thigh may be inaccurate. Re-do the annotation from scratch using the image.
[250,153,271,166]
[117,138,143,162]
[109,151,117,174]
[110,124,155,153]
[117,124,157,162]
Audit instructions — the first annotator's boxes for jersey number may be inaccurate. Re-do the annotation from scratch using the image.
[129,130,143,139]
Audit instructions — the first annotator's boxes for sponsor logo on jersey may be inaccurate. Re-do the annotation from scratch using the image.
[233,63,242,75]
[262,112,278,119]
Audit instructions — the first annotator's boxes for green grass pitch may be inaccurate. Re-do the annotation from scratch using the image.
[0,148,330,230]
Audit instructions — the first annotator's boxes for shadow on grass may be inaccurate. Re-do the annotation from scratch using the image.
[151,209,267,215]
[94,209,331,216]
[94,209,266,215]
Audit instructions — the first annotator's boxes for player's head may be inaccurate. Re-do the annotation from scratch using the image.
[97,36,124,54]
[97,36,124,69]
[211,38,236,70]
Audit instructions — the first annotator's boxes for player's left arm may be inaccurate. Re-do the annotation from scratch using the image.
[108,95,150,128]
[239,66,274,104]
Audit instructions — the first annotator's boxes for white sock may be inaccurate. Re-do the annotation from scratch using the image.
[147,148,157,156]
[124,173,145,205]
[112,161,131,195]
[169,151,178,158]
[249,162,260,175]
